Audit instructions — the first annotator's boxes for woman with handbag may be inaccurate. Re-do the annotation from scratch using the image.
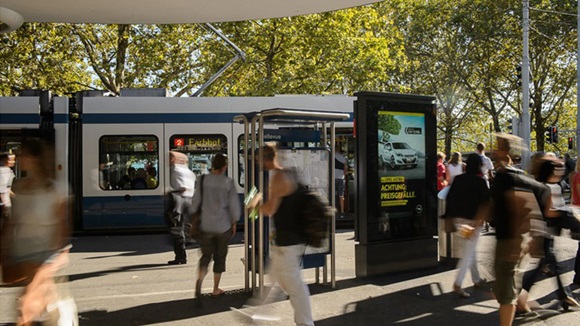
[192,153,240,298]
[444,153,490,298]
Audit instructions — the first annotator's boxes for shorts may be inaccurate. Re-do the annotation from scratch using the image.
[198,229,232,273]
[493,239,523,305]
[335,178,345,197]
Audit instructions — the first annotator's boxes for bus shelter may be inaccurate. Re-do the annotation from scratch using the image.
[234,108,350,295]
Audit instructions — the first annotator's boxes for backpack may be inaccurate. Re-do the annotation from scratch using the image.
[298,185,334,247]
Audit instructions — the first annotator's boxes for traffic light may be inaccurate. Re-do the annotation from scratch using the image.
[545,126,553,143]
[568,137,574,150]
[516,65,522,86]
[552,126,558,143]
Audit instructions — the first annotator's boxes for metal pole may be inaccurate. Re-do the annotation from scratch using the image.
[242,117,250,292]
[330,122,336,289]
[250,117,258,293]
[521,0,531,169]
[258,117,265,297]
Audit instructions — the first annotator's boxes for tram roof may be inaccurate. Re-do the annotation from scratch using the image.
[234,108,350,125]
[1,1,379,27]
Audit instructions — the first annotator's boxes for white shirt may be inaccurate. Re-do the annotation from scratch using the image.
[446,163,463,185]
[478,153,494,186]
[170,164,196,198]
[0,166,15,207]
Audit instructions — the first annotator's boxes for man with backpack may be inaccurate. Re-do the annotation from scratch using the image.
[247,142,314,326]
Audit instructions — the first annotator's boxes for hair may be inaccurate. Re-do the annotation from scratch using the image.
[436,152,445,161]
[465,153,483,175]
[20,138,55,180]
[476,142,485,152]
[0,152,9,165]
[536,157,564,183]
[211,153,228,170]
[448,152,462,166]
[575,156,580,172]
[260,142,277,162]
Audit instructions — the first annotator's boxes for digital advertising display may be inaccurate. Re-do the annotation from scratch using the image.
[377,111,426,214]
[354,92,438,276]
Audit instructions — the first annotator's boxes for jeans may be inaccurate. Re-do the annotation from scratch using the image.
[266,244,314,326]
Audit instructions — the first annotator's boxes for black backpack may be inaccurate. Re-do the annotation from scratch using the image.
[298,185,334,247]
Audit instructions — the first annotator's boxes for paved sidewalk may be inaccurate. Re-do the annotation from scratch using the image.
[1,230,579,325]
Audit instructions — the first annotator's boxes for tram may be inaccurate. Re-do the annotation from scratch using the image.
[0,90,356,232]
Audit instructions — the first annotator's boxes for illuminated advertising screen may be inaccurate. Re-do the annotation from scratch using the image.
[354,92,437,245]
[378,111,426,214]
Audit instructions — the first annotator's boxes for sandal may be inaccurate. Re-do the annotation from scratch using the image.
[210,289,225,297]
[453,285,471,298]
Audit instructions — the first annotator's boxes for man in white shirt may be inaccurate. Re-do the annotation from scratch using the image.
[476,142,494,187]
[0,152,16,226]
[168,151,196,265]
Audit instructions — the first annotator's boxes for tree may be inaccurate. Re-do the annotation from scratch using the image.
[0,23,92,95]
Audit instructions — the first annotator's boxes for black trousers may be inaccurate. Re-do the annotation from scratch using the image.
[522,237,572,300]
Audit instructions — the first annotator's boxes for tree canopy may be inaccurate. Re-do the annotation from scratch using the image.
[1,0,578,155]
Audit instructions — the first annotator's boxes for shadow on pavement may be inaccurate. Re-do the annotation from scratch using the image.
[67,264,170,282]
[78,290,252,326]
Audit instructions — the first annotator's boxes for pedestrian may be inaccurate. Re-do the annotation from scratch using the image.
[0,152,16,227]
[0,138,77,324]
[247,142,314,326]
[518,157,580,311]
[445,152,464,186]
[476,142,494,187]
[570,157,580,286]
[489,134,551,326]
[436,152,447,192]
[146,166,158,189]
[193,153,240,298]
[444,153,490,298]
[167,151,196,265]
[563,153,575,188]
[334,143,348,218]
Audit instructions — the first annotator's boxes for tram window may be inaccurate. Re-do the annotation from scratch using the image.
[99,135,159,190]
[169,134,228,178]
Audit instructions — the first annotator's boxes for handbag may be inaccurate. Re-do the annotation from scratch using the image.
[189,175,205,240]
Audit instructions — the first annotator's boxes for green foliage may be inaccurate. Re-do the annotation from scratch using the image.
[378,114,402,138]
[1,0,579,160]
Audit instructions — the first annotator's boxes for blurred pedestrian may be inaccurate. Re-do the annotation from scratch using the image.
[567,158,580,286]
[436,152,447,192]
[563,153,575,189]
[0,138,77,325]
[445,153,490,298]
[518,157,580,311]
[193,153,240,298]
[489,133,550,326]
[0,152,16,227]
[445,152,464,186]
[476,142,494,187]
[246,142,314,326]
[167,151,196,265]
[335,144,348,218]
